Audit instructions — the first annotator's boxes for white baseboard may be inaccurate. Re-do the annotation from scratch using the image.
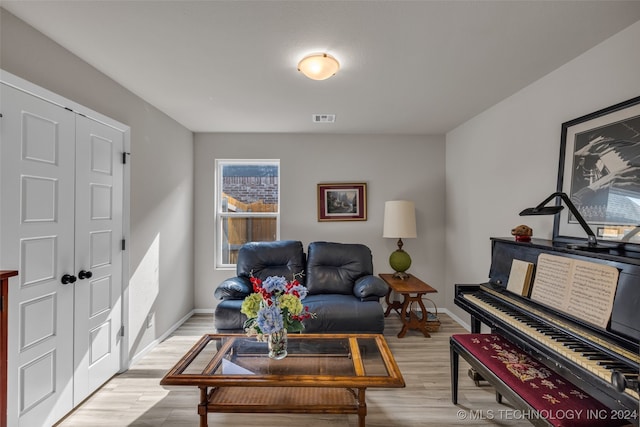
[193,308,215,314]
[129,309,196,367]
[438,308,471,332]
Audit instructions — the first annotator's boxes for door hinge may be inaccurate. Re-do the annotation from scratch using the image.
[122,152,130,164]
[119,325,125,337]
[121,239,126,250]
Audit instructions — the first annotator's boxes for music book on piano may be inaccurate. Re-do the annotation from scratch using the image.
[530,253,619,329]
[506,259,534,296]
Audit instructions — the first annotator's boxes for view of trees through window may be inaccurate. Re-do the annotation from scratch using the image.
[216,160,280,267]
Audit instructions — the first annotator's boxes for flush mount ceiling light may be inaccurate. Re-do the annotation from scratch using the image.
[297,53,340,80]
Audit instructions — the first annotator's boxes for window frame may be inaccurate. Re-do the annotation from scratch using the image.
[214,159,280,269]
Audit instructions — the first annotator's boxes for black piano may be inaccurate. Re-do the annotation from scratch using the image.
[455,237,639,424]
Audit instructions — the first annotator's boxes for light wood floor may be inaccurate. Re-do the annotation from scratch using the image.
[57,313,531,426]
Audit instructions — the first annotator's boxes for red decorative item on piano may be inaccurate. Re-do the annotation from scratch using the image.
[511,224,532,242]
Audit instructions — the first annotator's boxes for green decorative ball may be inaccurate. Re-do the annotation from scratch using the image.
[389,250,412,273]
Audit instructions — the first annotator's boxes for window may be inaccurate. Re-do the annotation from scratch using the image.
[215,159,280,268]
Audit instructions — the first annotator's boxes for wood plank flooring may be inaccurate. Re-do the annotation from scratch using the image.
[56,313,530,426]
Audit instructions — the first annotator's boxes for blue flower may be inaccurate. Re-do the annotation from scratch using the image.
[256,304,284,335]
[288,284,308,300]
[262,276,288,294]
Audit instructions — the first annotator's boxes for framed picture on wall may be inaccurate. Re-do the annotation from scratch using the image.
[555,95,640,249]
[317,182,367,221]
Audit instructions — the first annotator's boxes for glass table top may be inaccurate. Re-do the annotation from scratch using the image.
[160,333,404,388]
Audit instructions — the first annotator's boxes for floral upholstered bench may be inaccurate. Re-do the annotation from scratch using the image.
[450,334,630,427]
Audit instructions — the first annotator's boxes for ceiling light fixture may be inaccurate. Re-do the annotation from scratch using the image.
[297,53,340,80]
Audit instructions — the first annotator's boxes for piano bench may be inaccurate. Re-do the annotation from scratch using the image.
[450,333,629,427]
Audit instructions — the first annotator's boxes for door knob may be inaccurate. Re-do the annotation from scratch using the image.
[78,270,93,280]
[61,274,77,285]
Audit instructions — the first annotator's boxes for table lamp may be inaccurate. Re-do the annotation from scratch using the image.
[383,200,417,279]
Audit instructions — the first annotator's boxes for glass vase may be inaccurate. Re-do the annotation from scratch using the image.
[268,328,288,360]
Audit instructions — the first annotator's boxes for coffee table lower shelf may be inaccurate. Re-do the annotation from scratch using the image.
[200,386,366,426]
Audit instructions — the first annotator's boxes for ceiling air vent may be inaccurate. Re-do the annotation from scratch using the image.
[312,114,336,123]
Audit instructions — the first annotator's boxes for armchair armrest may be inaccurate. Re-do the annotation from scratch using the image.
[353,275,389,302]
[214,276,252,300]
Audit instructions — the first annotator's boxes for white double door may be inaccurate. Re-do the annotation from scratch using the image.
[1,82,124,426]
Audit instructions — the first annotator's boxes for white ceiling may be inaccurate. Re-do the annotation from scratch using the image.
[3,1,640,134]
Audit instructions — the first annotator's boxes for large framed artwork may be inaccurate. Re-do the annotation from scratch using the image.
[317,182,367,221]
[555,95,640,250]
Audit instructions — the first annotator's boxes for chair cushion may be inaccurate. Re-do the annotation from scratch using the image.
[236,240,306,284]
[353,275,389,301]
[214,294,384,334]
[214,276,252,300]
[301,294,384,333]
[214,299,247,332]
[306,241,373,295]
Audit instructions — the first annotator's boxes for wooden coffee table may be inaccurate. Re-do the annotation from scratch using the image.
[380,273,438,338]
[160,333,405,427]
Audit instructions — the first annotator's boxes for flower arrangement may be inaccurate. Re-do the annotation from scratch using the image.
[240,272,315,340]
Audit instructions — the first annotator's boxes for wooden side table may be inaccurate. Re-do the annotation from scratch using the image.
[380,273,438,338]
[0,271,18,427]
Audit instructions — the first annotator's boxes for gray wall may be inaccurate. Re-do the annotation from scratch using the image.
[1,9,195,360]
[445,20,640,326]
[4,5,638,348]
[194,133,446,309]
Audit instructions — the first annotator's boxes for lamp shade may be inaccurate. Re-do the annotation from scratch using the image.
[383,201,417,238]
[297,53,340,80]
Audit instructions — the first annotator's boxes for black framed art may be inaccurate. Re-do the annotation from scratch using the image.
[555,95,640,250]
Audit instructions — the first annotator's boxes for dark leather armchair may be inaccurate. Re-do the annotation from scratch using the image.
[213,240,388,333]
[213,240,306,300]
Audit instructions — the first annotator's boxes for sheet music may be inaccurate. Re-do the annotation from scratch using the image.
[530,253,619,328]
[530,254,572,307]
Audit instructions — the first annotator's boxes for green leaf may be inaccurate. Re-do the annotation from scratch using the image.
[286,320,304,333]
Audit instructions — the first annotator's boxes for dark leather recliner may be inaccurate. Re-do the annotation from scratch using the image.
[213,240,388,333]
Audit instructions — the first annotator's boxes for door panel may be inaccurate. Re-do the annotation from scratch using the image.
[19,237,57,287]
[90,183,113,220]
[1,83,75,427]
[19,293,56,351]
[21,175,58,223]
[19,350,56,414]
[73,115,122,402]
[89,276,112,317]
[21,111,59,165]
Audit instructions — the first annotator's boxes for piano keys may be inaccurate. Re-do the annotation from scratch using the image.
[455,238,640,425]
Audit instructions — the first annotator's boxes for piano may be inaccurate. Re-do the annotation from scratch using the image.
[455,237,639,424]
